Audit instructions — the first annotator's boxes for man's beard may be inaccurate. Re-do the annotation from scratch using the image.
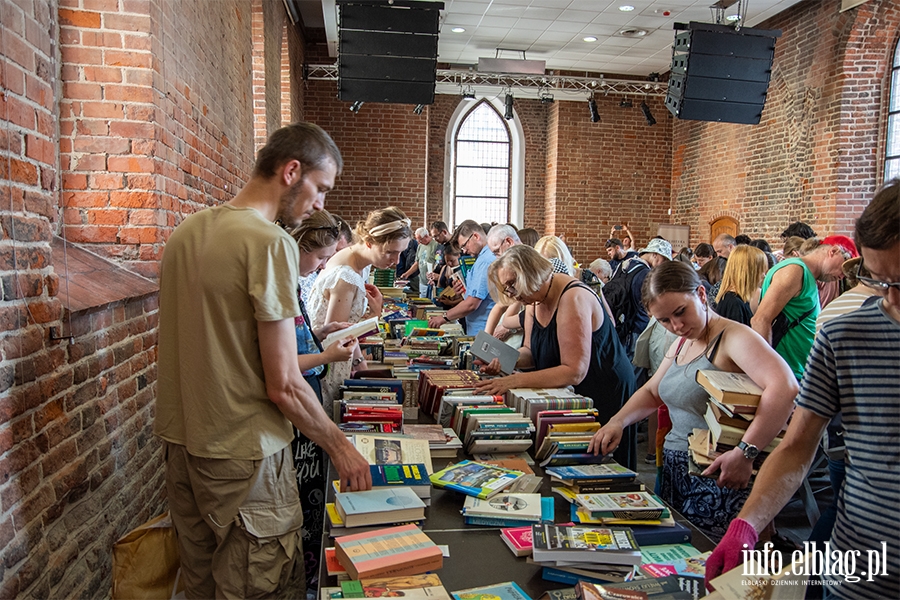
[276,180,305,227]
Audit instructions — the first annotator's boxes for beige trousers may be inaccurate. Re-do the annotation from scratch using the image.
[164,442,306,599]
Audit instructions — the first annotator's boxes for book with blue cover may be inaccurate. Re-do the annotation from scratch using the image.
[429,460,524,499]
[545,463,637,482]
[335,487,426,528]
[451,581,531,600]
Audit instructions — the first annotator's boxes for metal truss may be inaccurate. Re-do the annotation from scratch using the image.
[304,64,667,98]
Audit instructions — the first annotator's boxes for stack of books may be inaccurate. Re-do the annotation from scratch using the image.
[455,405,535,455]
[534,421,602,468]
[506,388,593,423]
[575,576,695,600]
[461,492,552,527]
[530,524,642,586]
[429,460,525,499]
[570,491,669,525]
[402,424,463,458]
[436,392,505,428]
[337,378,405,426]
[690,369,784,476]
[334,523,443,580]
[546,463,642,495]
[417,370,482,417]
[334,464,432,501]
[535,409,599,450]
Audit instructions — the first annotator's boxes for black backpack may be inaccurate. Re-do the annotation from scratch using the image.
[603,259,649,345]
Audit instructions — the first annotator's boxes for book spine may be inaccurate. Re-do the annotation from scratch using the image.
[631,529,692,546]
[464,516,538,527]
[355,551,444,580]
[541,567,611,586]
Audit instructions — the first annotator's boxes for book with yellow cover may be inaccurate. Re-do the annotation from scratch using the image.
[695,369,763,406]
[334,524,443,580]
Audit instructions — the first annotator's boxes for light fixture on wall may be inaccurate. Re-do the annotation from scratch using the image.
[619,98,633,108]
[413,104,424,115]
[349,101,363,113]
[504,92,514,120]
[641,100,657,126]
[539,90,554,104]
[588,97,600,123]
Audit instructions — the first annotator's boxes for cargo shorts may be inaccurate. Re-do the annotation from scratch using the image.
[165,442,306,599]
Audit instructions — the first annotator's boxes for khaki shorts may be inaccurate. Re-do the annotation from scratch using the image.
[165,442,305,599]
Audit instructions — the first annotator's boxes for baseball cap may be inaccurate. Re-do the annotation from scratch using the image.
[821,235,858,259]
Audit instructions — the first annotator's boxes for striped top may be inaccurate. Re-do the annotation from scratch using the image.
[795,300,900,599]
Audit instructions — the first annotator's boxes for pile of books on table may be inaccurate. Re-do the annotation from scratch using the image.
[530,524,642,586]
[320,573,451,600]
[688,369,784,477]
[462,491,553,527]
[402,423,463,458]
[454,404,535,455]
[336,378,404,432]
[506,388,594,423]
[534,419,602,468]
[417,370,483,417]
[331,523,443,580]
[429,460,526,500]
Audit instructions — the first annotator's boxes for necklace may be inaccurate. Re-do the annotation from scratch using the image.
[534,274,555,305]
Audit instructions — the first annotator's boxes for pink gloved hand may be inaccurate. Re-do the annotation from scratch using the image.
[704,518,759,591]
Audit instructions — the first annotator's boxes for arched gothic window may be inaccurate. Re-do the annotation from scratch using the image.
[886,36,900,180]
[451,101,512,226]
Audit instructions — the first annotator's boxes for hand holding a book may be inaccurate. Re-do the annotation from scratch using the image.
[364,283,383,317]
[332,446,373,493]
[322,336,358,364]
[703,448,753,490]
[315,321,351,340]
[704,517,759,591]
[473,362,516,395]
[588,419,623,456]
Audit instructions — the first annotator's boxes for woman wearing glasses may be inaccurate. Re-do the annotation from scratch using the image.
[308,206,412,416]
[473,245,639,469]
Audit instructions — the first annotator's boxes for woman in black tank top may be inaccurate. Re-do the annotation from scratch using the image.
[473,246,639,470]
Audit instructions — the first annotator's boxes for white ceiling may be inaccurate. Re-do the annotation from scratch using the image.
[297,0,806,76]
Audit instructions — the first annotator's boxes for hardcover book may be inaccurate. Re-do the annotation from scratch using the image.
[451,581,532,600]
[695,369,763,406]
[531,524,642,566]
[335,487,426,528]
[545,463,637,483]
[353,434,434,475]
[429,460,524,499]
[334,524,443,580]
[462,492,543,522]
[322,317,381,348]
[574,491,666,516]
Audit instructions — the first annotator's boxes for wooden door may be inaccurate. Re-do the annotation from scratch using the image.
[710,216,739,241]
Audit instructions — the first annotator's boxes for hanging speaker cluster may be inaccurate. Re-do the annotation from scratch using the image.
[665,22,781,125]
[337,0,444,105]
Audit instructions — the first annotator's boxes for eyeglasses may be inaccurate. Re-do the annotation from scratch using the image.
[459,233,475,253]
[856,261,900,291]
[500,279,518,297]
[313,225,341,238]
[491,238,510,257]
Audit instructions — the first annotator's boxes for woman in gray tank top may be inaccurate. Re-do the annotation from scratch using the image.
[588,262,798,541]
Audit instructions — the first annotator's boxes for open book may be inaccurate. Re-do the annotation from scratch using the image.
[321,316,381,349]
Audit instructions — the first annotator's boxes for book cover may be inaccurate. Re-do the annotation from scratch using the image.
[638,543,702,565]
[575,581,648,600]
[462,493,543,522]
[429,460,524,499]
[532,524,642,565]
[695,369,763,405]
[538,588,576,600]
[540,566,629,586]
[500,525,534,556]
[545,463,637,482]
[353,435,434,475]
[471,330,521,375]
[335,487,426,528]
[322,317,381,348]
[334,524,443,580]
[451,581,532,600]
[359,574,451,600]
[588,575,691,599]
[628,521,692,547]
[574,492,666,514]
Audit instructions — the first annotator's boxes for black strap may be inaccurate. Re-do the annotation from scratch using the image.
[706,330,726,362]
[785,307,816,331]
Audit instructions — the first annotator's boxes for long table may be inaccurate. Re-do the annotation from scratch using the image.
[318,451,716,597]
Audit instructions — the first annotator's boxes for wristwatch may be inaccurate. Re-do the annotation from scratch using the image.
[737,440,760,460]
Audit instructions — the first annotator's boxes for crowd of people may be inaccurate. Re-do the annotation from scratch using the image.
[154,122,898,599]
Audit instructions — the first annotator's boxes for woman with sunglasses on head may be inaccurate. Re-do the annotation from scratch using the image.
[308,206,412,417]
[473,245,639,469]
[286,210,359,592]
[588,261,798,541]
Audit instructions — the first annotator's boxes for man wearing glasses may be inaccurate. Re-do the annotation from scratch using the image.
[751,234,855,380]
[706,180,899,600]
[428,220,496,335]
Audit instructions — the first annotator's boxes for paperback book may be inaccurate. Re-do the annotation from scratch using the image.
[429,460,524,499]
[353,434,434,475]
[531,524,642,566]
[334,524,443,580]
[450,581,532,600]
[334,487,426,528]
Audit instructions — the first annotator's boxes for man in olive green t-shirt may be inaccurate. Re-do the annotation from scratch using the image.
[751,238,851,379]
[154,123,371,598]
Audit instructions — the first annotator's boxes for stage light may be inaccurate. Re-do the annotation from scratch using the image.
[588,98,600,123]
[349,101,363,113]
[641,101,657,126]
[619,98,633,108]
[504,93,514,120]
[413,104,424,115]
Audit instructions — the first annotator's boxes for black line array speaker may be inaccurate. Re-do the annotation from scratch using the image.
[665,22,781,125]
[337,0,444,105]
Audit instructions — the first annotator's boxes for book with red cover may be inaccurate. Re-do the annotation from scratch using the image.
[334,524,443,580]
[417,371,481,416]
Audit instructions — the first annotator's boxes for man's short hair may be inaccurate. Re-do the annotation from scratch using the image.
[714,233,736,247]
[415,227,429,238]
[254,122,343,178]
[431,221,449,233]
[781,221,817,240]
[455,220,483,239]
[734,234,752,245]
[605,238,623,249]
[855,179,899,251]
[487,224,521,245]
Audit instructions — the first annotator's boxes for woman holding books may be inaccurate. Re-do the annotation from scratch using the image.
[287,210,359,591]
[309,206,412,416]
[713,245,769,326]
[473,245,639,470]
[588,261,798,541]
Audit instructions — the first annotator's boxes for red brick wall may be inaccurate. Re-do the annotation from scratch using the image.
[546,94,673,265]
[303,80,430,229]
[2,0,297,596]
[671,0,900,247]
